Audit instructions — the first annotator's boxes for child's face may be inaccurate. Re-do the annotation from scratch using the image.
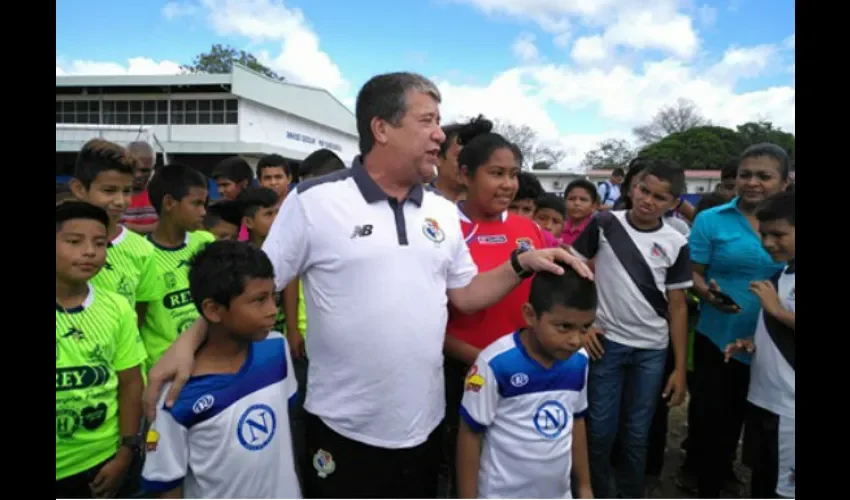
[56,219,108,283]
[215,177,246,201]
[759,219,795,262]
[630,174,678,223]
[508,198,535,218]
[205,278,279,341]
[208,220,239,241]
[523,303,596,361]
[72,171,133,225]
[259,166,291,199]
[565,187,596,221]
[245,204,280,241]
[533,208,565,238]
[465,148,519,217]
[165,187,208,231]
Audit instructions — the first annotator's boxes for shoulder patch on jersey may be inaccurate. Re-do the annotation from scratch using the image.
[465,364,485,392]
[516,237,534,251]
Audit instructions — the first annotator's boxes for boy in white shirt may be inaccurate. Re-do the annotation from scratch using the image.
[725,191,795,499]
[456,266,595,499]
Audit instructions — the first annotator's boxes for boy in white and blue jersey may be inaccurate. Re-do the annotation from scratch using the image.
[725,191,795,499]
[141,241,300,498]
[457,265,596,499]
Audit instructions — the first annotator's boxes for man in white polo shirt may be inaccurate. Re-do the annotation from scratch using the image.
[143,71,592,498]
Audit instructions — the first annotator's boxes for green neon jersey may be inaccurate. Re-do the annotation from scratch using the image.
[90,226,163,307]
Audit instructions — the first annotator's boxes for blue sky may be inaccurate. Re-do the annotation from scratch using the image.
[56,0,795,168]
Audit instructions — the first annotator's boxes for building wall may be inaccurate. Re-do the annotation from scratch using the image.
[238,99,359,163]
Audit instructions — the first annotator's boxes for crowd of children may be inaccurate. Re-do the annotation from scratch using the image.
[57,121,794,499]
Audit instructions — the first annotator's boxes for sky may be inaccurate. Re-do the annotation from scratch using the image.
[56,0,795,170]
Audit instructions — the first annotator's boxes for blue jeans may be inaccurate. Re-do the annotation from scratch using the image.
[587,337,668,498]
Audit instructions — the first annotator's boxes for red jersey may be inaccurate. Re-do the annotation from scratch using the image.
[120,190,159,227]
[447,210,545,350]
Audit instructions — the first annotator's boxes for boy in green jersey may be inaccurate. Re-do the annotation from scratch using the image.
[70,139,163,324]
[141,164,215,367]
[56,201,147,498]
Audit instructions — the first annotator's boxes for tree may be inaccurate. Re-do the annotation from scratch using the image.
[182,44,284,81]
[493,120,567,169]
[639,125,747,170]
[736,121,795,166]
[580,139,636,171]
[633,98,709,144]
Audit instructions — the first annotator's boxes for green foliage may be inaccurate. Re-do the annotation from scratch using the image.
[182,44,284,81]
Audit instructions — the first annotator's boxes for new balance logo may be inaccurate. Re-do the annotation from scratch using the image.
[350,224,374,238]
[63,327,85,340]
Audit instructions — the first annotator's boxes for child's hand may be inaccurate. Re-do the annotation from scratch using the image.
[724,338,755,362]
[90,449,132,498]
[749,280,782,316]
[585,326,605,361]
[287,330,306,360]
[663,368,688,407]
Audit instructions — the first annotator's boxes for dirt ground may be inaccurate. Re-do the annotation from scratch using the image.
[649,403,750,499]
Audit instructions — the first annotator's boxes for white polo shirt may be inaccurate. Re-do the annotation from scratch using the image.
[262,156,478,449]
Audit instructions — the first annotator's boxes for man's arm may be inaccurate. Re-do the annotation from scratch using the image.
[448,248,593,314]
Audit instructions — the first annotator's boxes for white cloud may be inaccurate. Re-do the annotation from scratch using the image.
[458,0,700,59]
[191,0,349,97]
[512,33,540,62]
[162,1,198,20]
[571,36,608,65]
[698,4,718,26]
[56,57,182,76]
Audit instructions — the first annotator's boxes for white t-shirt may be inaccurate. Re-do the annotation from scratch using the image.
[461,333,589,499]
[262,158,478,448]
[748,264,795,419]
[141,336,300,499]
[570,210,693,349]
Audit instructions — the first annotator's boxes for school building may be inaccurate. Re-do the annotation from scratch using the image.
[55,63,358,179]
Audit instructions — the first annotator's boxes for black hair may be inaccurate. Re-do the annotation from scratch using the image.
[439,115,494,158]
[204,200,243,229]
[458,132,517,177]
[211,156,254,183]
[564,179,600,204]
[535,193,566,218]
[611,167,625,177]
[695,192,727,216]
[147,163,208,214]
[740,143,791,180]
[515,171,544,201]
[528,264,598,317]
[613,157,651,210]
[720,160,738,181]
[256,154,292,179]
[74,138,137,188]
[300,148,346,179]
[237,186,279,218]
[756,191,795,226]
[56,200,109,232]
[56,183,74,204]
[640,158,686,198]
[188,240,275,315]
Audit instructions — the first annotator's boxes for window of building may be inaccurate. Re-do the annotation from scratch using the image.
[58,98,238,126]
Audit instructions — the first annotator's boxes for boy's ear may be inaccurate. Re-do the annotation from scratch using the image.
[242,215,255,230]
[521,302,537,327]
[162,194,176,212]
[69,179,87,200]
[201,298,224,324]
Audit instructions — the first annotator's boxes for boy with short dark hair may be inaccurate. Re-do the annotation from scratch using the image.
[508,171,544,219]
[237,186,281,248]
[56,201,147,499]
[141,241,300,499]
[142,164,215,367]
[457,265,595,499]
[203,200,243,241]
[70,138,163,325]
[725,191,795,499]
[533,193,567,239]
[257,154,293,202]
[568,158,692,498]
[561,179,600,246]
[298,148,345,180]
[211,156,254,201]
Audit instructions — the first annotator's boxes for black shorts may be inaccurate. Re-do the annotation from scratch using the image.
[303,411,441,499]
